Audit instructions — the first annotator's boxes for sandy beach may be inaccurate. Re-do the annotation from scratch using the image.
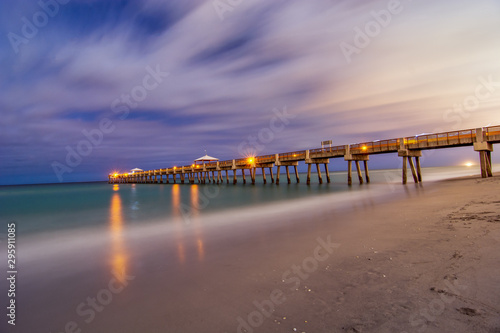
[7,173,500,333]
[209,174,500,333]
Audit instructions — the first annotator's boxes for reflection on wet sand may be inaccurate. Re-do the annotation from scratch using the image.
[191,185,205,261]
[109,188,129,283]
[171,184,205,264]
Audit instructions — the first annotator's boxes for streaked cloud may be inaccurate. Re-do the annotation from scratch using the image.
[1,0,499,184]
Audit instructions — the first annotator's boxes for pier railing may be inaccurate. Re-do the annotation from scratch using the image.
[310,145,345,157]
[486,126,500,141]
[405,129,476,149]
[255,154,275,164]
[279,150,306,161]
[351,139,399,154]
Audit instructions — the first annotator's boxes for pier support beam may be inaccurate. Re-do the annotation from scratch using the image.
[344,145,369,186]
[275,161,298,184]
[316,163,323,184]
[262,167,267,184]
[325,164,331,183]
[225,170,229,184]
[398,149,422,184]
[415,157,422,182]
[408,157,418,183]
[305,158,329,185]
[364,160,370,183]
[347,161,352,185]
[251,168,256,185]
[355,161,363,184]
[306,164,311,185]
[242,169,246,184]
[233,170,237,184]
[294,165,300,183]
[269,168,274,183]
[474,128,494,178]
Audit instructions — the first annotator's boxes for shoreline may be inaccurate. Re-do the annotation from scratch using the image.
[6,173,500,332]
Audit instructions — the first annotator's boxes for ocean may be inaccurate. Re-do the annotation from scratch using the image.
[1,166,492,235]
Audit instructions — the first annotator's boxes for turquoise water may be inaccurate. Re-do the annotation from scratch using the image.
[0,166,492,235]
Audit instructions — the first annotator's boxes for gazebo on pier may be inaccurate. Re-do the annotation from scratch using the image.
[194,154,219,165]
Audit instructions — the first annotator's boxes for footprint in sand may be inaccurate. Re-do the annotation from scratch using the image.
[457,307,480,316]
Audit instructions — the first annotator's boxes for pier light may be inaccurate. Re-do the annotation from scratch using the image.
[464,161,474,167]
[362,146,368,151]
[192,164,195,167]
[248,157,254,163]
[293,154,297,157]
[173,166,176,170]
[113,173,118,177]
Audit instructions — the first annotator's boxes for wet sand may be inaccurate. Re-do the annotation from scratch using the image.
[8,174,500,333]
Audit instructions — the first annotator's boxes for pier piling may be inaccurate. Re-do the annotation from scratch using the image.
[355,161,363,184]
[316,163,323,184]
[306,164,311,185]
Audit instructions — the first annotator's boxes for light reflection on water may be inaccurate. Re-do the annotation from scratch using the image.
[3,165,497,237]
[109,188,129,283]
[170,184,205,264]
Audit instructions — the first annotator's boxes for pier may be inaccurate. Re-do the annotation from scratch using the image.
[109,126,500,185]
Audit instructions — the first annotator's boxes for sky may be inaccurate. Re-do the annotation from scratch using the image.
[1,0,500,185]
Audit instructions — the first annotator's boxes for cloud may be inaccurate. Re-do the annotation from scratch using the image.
[1,0,500,184]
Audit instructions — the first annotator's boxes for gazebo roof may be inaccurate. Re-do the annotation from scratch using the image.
[130,168,143,171]
[194,155,219,161]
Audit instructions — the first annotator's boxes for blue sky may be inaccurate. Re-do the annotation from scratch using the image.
[1,0,500,185]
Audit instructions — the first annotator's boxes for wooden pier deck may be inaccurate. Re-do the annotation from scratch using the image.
[109,125,500,185]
